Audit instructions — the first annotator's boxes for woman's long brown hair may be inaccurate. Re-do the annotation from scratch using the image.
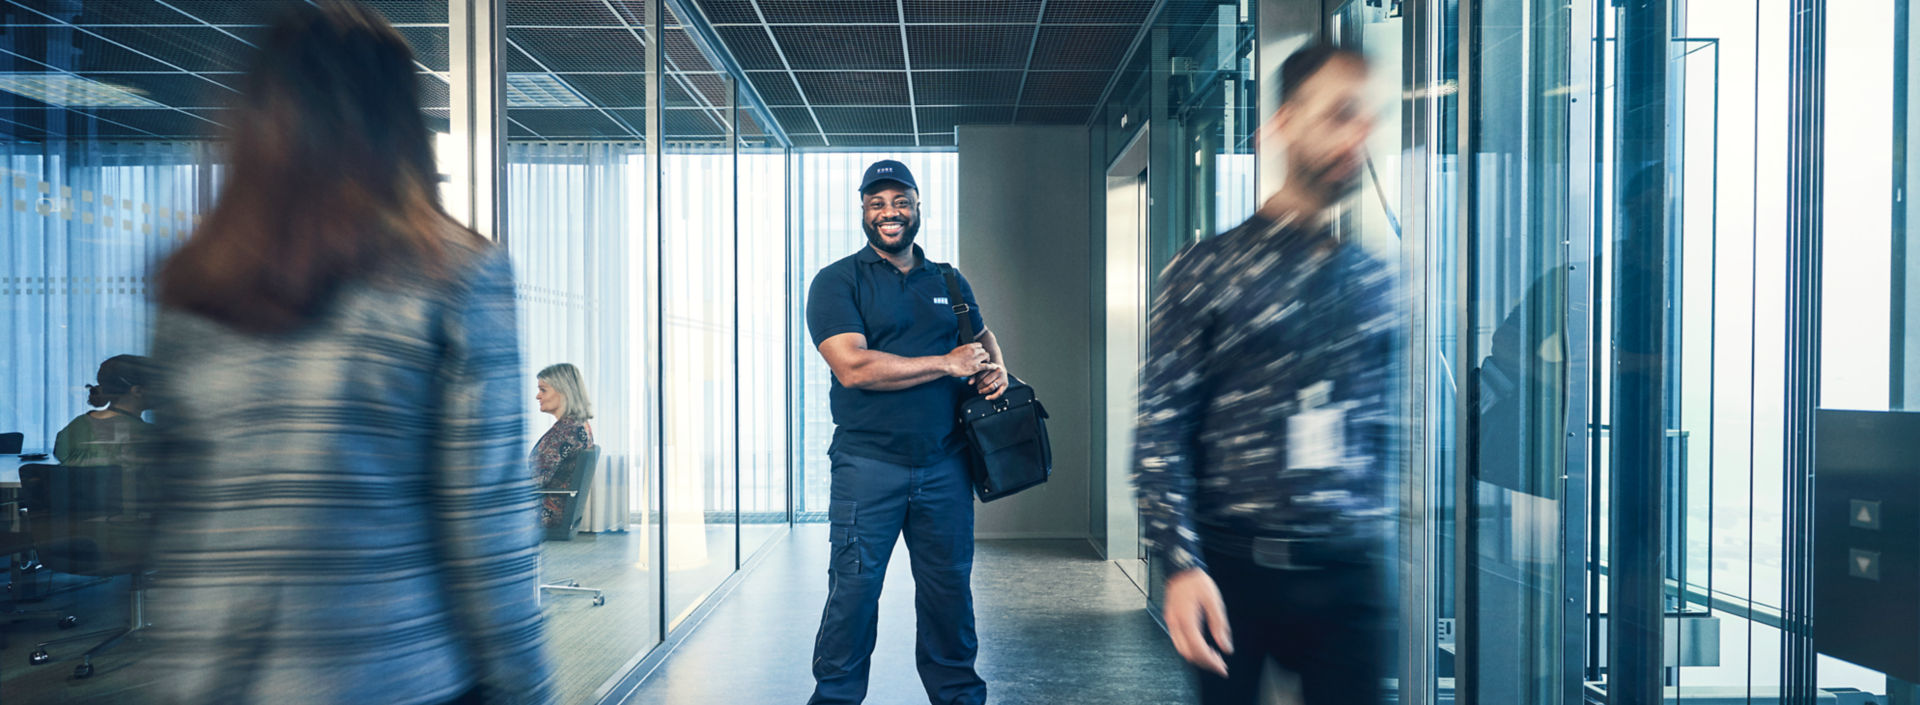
[158,0,473,334]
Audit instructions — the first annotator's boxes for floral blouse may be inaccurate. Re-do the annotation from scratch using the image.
[530,416,593,529]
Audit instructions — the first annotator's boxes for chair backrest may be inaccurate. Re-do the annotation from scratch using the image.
[0,432,22,454]
[546,445,601,542]
[19,464,150,576]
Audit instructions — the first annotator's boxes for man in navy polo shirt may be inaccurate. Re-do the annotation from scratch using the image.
[804,159,1006,705]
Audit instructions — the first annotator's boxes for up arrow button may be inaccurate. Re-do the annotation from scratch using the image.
[1850,499,1882,531]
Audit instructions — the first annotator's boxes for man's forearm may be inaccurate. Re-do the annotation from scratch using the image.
[840,349,952,391]
[977,329,1005,369]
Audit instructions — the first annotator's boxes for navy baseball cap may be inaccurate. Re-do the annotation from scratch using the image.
[858,159,917,194]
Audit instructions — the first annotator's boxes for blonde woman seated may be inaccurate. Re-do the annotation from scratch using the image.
[531,363,595,529]
[54,354,154,467]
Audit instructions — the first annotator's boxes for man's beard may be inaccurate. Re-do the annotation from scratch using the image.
[1302,159,1366,202]
[864,216,921,254]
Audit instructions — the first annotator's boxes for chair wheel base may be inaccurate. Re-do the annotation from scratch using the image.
[28,649,49,665]
[592,595,605,607]
[58,616,77,629]
[73,662,92,679]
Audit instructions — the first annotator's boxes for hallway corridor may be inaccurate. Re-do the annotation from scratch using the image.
[617,525,1197,705]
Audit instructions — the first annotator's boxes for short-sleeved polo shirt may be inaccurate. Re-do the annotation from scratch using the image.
[806,244,986,467]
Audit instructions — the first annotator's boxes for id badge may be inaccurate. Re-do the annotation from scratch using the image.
[1287,406,1345,470]
[1287,381,1344,470]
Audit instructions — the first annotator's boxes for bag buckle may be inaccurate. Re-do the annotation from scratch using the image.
[1251,537,1323,571]
[951,303,972,315]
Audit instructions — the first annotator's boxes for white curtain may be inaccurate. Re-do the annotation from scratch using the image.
[1,141,212,448]
[507,141,651,534]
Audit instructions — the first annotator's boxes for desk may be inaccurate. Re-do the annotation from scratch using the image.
[4,451,56,489]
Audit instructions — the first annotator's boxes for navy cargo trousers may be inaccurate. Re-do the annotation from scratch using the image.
[807,450,987,705]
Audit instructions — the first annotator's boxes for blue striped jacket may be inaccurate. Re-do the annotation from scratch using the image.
[141,242,554,705]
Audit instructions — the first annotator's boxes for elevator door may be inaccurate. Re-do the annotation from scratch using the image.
[1105,126,1153,589]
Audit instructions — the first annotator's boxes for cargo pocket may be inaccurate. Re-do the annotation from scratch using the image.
[828,500,861,576]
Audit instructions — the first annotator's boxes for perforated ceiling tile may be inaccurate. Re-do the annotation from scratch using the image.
[665,29,719,72]
[747,71,805,106]
[86,26,254,73]
[416,74,453,110]
[1012,105,1092,124]
[811,106,914,134]
[664,107,732,137]
[680,0,761,24]
[1018,70,1109,105]
[396,26,453,72]
[361,1,453,25]
[87,108,225,138]
[505,1,622,27]
[1029,26,1136,71]
[792,71,908,106]
[673,72,733,107]
[905,25,1030,70]
[715,27,785,71]
[919,133,955,146]
[822,134,918,148]
[771,26,902,71]
[788,133,827,147]
[904,0,1041,24]
[509,28,646,73]
[770,106,817,132]
[911,71,1022,105]
[755,0,898,24]
[1042,0,1156,24]
[554,74,649,109]
[511,108,636,138]
[916,105,1014,133]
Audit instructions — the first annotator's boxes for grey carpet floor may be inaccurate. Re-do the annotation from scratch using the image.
[619,524,1198,705]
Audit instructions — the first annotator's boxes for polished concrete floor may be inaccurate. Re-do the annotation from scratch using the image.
[620,523,1197,705]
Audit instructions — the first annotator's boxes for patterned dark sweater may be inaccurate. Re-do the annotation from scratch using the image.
[1131,213,1398,573]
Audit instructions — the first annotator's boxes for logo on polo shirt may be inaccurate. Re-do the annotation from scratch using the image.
[934,297,949,304]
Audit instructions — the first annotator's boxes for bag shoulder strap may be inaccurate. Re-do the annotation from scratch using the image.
[938,264,977,346]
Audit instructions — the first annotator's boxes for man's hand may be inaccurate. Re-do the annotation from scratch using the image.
[972,366,1010,400]
[942,343,998,378]
[1163,568,1233,678]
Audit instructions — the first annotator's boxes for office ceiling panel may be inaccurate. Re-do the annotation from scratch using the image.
[1013,106,1094,124]
[747,71,804,106]
[506,1,623,27]
[690,0,1152,144]
[791,72,908,107]
[770,26,901,71]
[1019,71,1109,106]
[904,0,1042,24]
[811,106,914,135]
[1030,26,1137,71]
[916,106,1015,134]
[0,0,1154,147]
[912,71,1022,106]
[905,25,1030,70]
[715,26,784,71]
[755,0,898,24]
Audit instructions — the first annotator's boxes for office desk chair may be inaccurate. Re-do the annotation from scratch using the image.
[539,445,605,606]
[18,464,154,679]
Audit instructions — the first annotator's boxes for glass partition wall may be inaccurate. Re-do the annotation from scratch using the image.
[0,1,793,703]
[1385,0,1914,703]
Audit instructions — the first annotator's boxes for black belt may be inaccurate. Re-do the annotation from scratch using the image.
[1196,524,1380,571]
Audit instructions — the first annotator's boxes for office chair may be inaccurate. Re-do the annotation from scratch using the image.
[18,464,155,679]
[538,445,606,606]
[0,432,22,454]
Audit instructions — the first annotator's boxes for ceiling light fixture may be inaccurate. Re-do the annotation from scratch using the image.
[506,74,591,108]
[0,74,164,108]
